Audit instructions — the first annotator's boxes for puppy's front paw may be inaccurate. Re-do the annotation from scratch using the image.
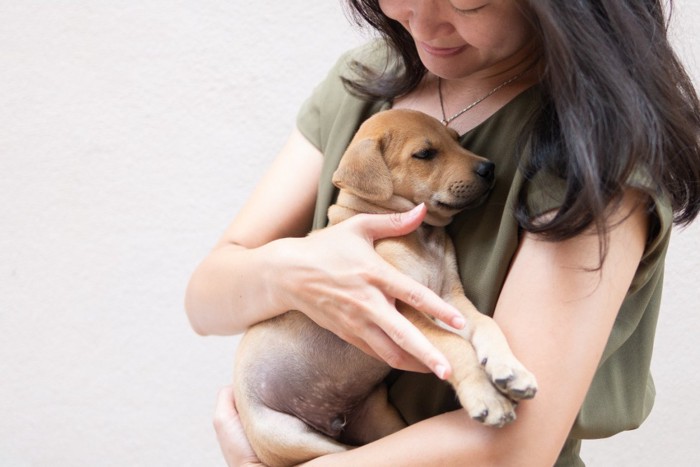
[480,355,538,401]
[456,375,517,428]
[470,324,538,401]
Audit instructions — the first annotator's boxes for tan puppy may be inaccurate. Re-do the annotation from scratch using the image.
[233,109,537,466]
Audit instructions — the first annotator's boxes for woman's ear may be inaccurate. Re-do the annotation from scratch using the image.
[332,137,393,201]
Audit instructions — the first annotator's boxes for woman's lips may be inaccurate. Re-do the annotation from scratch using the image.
[419,42,466,57]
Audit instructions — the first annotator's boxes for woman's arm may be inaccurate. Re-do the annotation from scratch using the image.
[184,128,323,335]
[303,190,650,466]
[185,128,467,376]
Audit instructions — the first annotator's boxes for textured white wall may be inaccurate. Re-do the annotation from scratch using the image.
[0,2,697,466]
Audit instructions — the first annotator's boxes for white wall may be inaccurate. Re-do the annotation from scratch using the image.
[0,2,697,466]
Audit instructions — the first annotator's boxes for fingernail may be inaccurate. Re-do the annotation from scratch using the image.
[406,203,425,220]
[435,364,448,380]
[452,316,465,329]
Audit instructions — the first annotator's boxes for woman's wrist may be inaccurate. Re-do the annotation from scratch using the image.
[254,235,309,314]
[185,237,304,335]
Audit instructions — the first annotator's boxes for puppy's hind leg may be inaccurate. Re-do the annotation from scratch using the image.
[340,383,406,446]
[242,405,349,467]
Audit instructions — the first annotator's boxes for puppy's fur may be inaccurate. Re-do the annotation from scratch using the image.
[233,109,537,466]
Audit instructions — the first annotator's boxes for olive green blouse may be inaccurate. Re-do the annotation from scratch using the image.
[296,41,672,466]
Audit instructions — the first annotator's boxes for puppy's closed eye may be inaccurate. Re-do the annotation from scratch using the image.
[412,148,438,160]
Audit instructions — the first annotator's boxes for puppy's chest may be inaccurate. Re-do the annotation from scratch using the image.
[376,226,449,291]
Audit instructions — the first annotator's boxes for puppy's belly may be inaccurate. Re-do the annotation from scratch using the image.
[239,311,389,440]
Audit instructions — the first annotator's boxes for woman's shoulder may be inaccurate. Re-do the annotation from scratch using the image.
[296,40,392,152]
[336,39,396,75]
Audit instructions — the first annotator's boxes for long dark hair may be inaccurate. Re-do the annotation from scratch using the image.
[343,0,700,248]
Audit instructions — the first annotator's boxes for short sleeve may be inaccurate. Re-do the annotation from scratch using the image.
[521,165,672,262]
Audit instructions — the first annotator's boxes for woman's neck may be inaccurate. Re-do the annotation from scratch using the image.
[392,50,542,134]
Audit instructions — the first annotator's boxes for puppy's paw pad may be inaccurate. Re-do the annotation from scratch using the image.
[471,409,489,423]
[509,383,537,400]
[469,405,515,427]
[484,359,538,401]
[494,374,514,390]
[504,368,538,400]
[458,382,517,428]
[483,404,516,428]
[497,410,516,427]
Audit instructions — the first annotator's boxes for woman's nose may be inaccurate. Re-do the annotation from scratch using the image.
[390,0,454,41]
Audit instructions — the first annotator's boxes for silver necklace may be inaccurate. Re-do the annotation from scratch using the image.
[438,70,528,126]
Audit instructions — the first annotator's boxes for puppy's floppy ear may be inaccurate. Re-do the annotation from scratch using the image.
[332,137,393,201]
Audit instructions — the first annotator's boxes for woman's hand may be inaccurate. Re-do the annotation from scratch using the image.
[270,203,465,380]
[187,131,462,379]
[214,385,264,467]
[187,127,464,379]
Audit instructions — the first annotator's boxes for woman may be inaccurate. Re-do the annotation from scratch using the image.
[186,0,700,465]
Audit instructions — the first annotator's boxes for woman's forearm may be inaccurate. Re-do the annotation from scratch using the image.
[185,238,295,335]
[302,407,547,467]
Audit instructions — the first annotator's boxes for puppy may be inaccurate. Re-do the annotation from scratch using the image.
[233,109,537,466]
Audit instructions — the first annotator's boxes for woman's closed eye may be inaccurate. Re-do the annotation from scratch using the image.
[449,1,488,15]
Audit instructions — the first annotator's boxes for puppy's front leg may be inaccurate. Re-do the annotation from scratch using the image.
[444,289,538,401]
[399,303,517,427]
[437,237,537,401]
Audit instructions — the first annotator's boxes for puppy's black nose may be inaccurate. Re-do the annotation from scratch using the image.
[475,161,495,182]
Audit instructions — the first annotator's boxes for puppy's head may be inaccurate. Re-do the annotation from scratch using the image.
[332,109,495,220]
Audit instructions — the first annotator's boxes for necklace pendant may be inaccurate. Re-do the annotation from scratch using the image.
[437,64,532,127]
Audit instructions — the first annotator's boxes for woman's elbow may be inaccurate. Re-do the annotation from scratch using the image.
[183,260,226,336]
[184,278,209,336]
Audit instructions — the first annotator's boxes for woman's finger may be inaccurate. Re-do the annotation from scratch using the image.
[369,305,452,380]
[213,385,262,467]
[351,206,467,330]
[374,263,466,330]
[323,293,437,374]
[350,324,432,374]
[215,385,237,413]
[354,203,427,241]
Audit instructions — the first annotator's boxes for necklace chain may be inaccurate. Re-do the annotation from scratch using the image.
[438,69,528,127]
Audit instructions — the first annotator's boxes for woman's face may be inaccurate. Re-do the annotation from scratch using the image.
[378,0,537,80]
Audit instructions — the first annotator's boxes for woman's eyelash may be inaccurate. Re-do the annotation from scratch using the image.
[450,4,486,15]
